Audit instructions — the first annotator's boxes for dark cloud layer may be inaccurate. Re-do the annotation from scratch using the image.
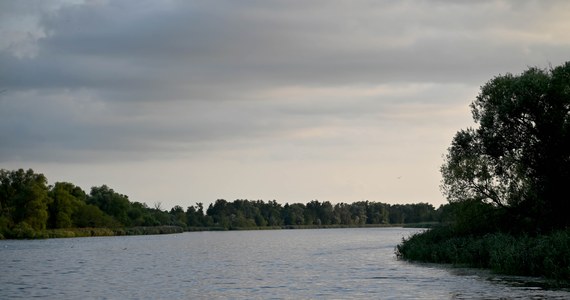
[7,1,569,90]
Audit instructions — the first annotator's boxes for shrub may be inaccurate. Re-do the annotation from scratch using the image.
[397,227,570,283]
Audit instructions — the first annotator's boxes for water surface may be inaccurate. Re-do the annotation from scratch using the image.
[1,227,568,299]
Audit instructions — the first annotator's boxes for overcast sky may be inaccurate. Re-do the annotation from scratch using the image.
[1,0,569,210]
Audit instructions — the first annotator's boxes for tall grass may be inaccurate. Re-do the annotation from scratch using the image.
[396,226,570,282]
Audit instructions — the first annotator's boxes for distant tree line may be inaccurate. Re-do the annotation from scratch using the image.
[0,168,439,238]
[200,199,438,229]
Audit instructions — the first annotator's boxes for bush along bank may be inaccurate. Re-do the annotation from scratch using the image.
[396,225,570,285]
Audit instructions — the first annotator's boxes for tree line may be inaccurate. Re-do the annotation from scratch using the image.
[0,168,439,238]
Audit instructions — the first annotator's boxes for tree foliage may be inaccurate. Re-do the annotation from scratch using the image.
[441,62,570,230]
[88,185,132,226]
[0,169,50,231]
[48,182,86,228]
[205,199,436,229]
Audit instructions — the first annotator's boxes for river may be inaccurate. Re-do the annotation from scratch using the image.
[1,227,568,299]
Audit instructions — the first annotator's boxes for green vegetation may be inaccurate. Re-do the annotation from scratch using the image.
[397,226,570,282]
[0,168,188,239]
[397,62,570,283]
[203,199,438,229]
[0,168,439,239]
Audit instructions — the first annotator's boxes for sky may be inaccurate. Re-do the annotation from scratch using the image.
[1,0,569,210]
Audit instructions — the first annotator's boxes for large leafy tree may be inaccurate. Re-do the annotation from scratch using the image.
[88,185,132,226]
[0,169,50,231]
[441,62,570,229]
[48,182,86,228]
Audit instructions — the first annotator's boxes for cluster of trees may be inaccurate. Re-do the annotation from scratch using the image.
[0,168,439,238]
[440,61,570,233]
[195,199,437,229]
[0,169,179,237]
[398,62,570,281]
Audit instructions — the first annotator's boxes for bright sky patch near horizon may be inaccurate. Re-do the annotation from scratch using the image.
[1,0,569,210]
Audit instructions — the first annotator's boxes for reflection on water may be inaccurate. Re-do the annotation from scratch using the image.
[1,228,568,299]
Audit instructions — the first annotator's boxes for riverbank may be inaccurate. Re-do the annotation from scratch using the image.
[1,222,435,239]
[396,226,570,286]
[189,223,434,231]
[2,225,185,239]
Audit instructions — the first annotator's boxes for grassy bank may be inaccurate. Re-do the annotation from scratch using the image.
[2,225,185,239]
[396,226,570,284]
[1,223,421,239]
[190,223,420,231]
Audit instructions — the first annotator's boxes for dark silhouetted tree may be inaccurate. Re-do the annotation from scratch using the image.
[441,62,570,230]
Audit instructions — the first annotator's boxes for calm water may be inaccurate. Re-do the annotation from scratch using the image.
[1,227,568,299]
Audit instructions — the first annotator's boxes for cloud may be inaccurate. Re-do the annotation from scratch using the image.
[5,0,570,94]
[0,80,476,163]
[1,0,569,207]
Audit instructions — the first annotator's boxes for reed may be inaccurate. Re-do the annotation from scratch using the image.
[396,226,570,283]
